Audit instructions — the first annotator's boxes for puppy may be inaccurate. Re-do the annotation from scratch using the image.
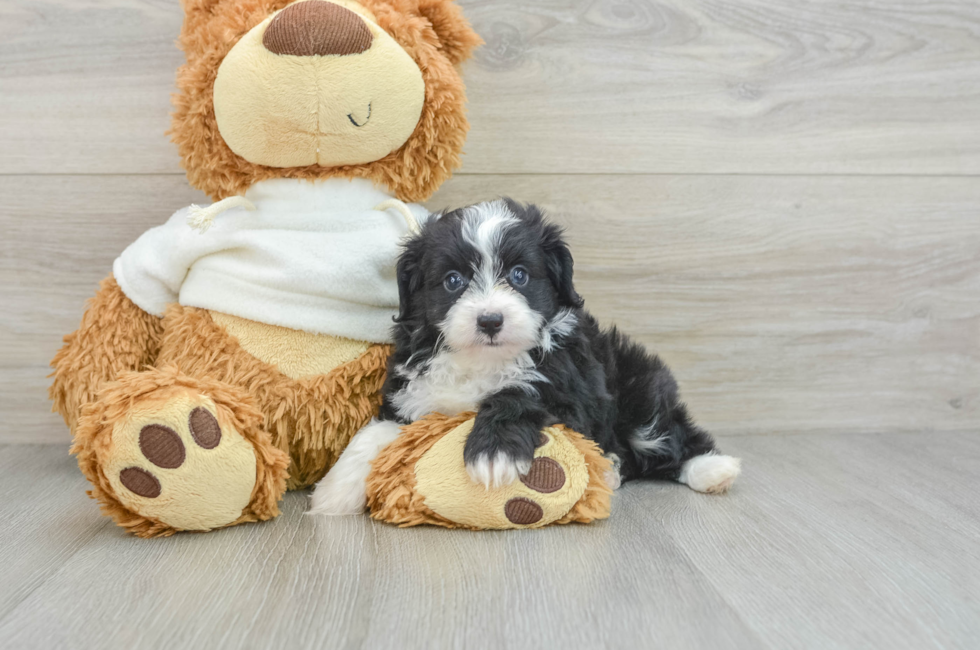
[310,199,740,515]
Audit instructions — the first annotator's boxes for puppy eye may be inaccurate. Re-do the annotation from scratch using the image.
[509,266,529,287]
[443,271,465,292]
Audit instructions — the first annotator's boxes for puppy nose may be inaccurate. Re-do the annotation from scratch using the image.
[263,1,374,57]
[477,313,504,336]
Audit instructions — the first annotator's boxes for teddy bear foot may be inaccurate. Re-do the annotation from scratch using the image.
[365,414,614,530]
[73,367,289,537]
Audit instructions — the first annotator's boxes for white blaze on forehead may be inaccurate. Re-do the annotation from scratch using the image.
[436,199,542,357]
[460,200,519,291]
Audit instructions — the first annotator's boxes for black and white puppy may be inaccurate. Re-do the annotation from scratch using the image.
[310,199,740,515]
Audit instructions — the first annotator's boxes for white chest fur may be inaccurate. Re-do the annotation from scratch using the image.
[390,349,545,421]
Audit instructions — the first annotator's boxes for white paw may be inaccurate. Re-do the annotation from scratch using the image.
[679,454,742,494]
[603,469,622,491]
[466,452,531,489]
[308,470,368,516]
[603,453,622,490]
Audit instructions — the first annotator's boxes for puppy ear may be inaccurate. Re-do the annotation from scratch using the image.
[396,236,425,323]
[541,223,584,309]
[416,0,483,66]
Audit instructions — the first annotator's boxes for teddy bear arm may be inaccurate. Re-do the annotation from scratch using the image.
[49,274,165,431]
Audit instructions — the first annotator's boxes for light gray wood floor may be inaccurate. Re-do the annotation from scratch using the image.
[2,433,978,650]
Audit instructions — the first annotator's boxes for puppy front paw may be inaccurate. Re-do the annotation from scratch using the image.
[463,419,538,489]
[465,451,533,489]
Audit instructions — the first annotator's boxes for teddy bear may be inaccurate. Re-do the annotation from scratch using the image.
[49,0,612,537]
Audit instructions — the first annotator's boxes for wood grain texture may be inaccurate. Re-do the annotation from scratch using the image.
[0,445,109,621]
[1,434,978,649]
[2,0,979,175]
[3,174,977,442]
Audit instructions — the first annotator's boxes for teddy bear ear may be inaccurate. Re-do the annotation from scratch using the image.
[416,0,483,65]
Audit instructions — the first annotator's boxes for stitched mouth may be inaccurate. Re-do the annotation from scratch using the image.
[347,103,371,127]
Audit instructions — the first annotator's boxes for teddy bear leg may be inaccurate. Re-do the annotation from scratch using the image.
[365,415,614,529]
[73,367,289,538]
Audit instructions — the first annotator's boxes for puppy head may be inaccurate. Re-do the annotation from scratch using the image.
[396,199,583,357]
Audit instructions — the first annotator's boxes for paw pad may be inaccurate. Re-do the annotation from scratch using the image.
[520,457,565,493]
[189,407,221,449]
[139,424,185,469]
[504,497,543,525]
[119,467,162,498]
[504,458,565,524]
[119,408,223,500]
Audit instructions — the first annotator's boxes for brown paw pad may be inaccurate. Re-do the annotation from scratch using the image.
[504,497,543,525]
[189,407,221,449]
[139,424,185,469]
[123,409,222,499]
[119,467,161,498]
[520,457,565,494]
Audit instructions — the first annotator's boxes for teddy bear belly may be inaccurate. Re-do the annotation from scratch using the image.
[209,311,370,380]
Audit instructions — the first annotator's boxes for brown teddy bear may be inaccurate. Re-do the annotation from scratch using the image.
[50,0,612,537]
[49,0,480,536]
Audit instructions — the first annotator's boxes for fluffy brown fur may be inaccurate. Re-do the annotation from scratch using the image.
[52,278,391,499]
[171,0,482,202]
[365,413,613,529]
[551,430,614,526]
[49,276,165,433]
[72,366,290,538]
[155,306,391,489]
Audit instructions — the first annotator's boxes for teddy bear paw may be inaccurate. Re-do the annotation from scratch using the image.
[101,390,260,532]
[413,422,596,528]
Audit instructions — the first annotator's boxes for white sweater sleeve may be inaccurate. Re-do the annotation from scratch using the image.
[112,207,208,317]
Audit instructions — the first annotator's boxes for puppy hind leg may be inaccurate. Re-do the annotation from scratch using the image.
[624,405,741,493]
[308,419,402,515]
[668,406,741,494]
[678,452,742,494]
[605,329,742,493]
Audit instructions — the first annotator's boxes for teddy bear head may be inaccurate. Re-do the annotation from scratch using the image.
[172,0,481,202]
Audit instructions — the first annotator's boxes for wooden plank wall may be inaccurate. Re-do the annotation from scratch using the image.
[1,0,978,442]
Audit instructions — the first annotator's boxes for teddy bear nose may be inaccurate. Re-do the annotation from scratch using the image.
[263,1,374,57]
